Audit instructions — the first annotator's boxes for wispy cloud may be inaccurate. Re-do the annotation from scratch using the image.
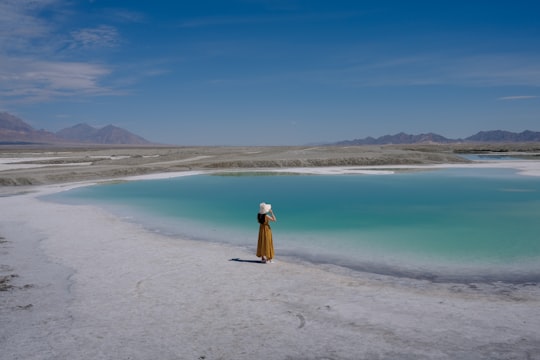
[178,11,359,28]
[69,25,120,49]
[0,1,129,105]
[307,52,540,88]
[0,56,116,103]
[498,95,539,101]
[0,0,59,54]
[449,54,540,87]
[103,8,146,23]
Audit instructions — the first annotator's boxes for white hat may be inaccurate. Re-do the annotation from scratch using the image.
[259,202,271,214]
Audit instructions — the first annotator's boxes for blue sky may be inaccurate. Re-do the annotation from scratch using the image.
[1,0,539,145]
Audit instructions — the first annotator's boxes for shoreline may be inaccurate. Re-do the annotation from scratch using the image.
[2,149,540,358]
[62,160,540,286]
[23,159,540,283]
[2,187,540,359]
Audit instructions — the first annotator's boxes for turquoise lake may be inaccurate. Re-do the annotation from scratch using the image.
[50,167,540,283]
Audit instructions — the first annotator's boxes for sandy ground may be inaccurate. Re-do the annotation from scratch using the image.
[1,145,540,359]
[0,145,472,187]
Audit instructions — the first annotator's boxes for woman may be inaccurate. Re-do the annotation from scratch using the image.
[256,202,276,263]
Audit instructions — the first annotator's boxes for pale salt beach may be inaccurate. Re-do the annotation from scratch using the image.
[2,147,540,359]
[4,0,540,357]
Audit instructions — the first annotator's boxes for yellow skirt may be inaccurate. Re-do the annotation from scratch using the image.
[256,223,274,260]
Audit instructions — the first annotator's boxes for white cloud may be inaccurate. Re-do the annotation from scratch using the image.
[498,95,539,101]
[0,1,126,104]
[178,11,359,28]
[0,0,60,53]
[104,9,146,23]
[449,55,540,87]
[32,61,111,90]
[70,25,120,49]
[309,53,540,88]
[0,56,114,103]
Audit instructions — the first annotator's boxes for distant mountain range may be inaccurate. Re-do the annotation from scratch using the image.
[1,111,539,146]
[0,112,151,145]
[333,130,540,145]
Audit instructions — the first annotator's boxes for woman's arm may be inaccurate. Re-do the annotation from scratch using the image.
[267,209,277,222]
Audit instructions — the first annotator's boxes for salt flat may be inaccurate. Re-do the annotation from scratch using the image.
[1,145,540,359]
[0,145,468,186]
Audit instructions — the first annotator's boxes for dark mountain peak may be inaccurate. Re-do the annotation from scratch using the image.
[335,132,453,146]
[56,123,98,142]
[466,130,540,142]
[93,125,150,145]
[0,112,59,143]
[0,112,152,145]
[71,123,96,131]
[56,123,151,145]
[0,112,35,132]
[333,130,540,146]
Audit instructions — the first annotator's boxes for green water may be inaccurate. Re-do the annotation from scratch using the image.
[51,168,540,282]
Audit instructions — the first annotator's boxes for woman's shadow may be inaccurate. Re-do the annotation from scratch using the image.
[229,258,264,264]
